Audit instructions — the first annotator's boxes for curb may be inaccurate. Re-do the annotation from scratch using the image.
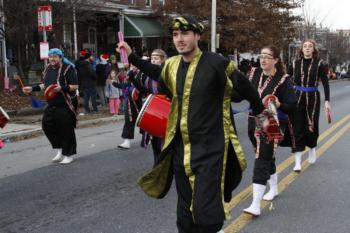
[15,107,45,116]
[1,128,43,142]
[77,115,124,128]
[2,115,124,142]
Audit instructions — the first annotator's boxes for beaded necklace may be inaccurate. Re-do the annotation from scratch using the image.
[258,71,273,97]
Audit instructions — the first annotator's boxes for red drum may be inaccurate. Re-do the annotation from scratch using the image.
[263,95,284,143]
[136,94,171,138]
[44,84,58,100]
[0,106,10,129]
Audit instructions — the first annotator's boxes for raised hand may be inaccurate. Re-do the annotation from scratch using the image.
[22,86,33,95]
[116,41,132,56]
[53,85,62,93]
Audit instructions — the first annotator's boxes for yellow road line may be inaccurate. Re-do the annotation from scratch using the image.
[224,113,350,211]
[224,120,350,233]
[276,112,350,173]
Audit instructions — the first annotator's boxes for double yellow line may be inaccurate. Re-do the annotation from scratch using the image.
[224,113,350,233]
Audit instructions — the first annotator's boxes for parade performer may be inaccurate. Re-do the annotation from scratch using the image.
[243,46,297,216]
[289,39,331,172]
[117,16,268,233]
[22,48,78,164]
[112,65,141,149]
[129,49,167,162]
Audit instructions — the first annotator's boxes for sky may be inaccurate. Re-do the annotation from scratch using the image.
[296,0,350,30]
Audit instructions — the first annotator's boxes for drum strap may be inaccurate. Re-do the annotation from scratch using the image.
[60,65,78,119]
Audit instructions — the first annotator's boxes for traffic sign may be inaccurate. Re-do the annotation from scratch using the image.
[38,6,52,32]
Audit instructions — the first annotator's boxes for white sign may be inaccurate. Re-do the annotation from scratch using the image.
[38,6,52,31]
[40,42,49,60]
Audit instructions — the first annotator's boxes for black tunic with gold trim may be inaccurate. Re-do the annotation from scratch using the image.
[129,49,264,225]
[289,58,330,152]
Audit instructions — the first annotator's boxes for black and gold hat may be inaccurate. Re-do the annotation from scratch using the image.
[170,16,204,34]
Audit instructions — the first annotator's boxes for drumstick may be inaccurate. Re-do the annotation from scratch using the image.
[118,32,129,65]
[14,75,45,108]
[14,75,25,88]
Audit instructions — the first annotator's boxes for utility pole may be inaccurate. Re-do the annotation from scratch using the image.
[73,3,78,60]
[119,9,124,35]
[43,29,47,66]
[211,0,216,53]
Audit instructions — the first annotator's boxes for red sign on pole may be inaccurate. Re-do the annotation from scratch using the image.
[38,6,52,32]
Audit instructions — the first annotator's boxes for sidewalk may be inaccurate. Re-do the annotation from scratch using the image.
[1,107,124,142]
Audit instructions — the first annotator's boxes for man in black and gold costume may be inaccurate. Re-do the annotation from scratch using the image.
[117,16,266,233]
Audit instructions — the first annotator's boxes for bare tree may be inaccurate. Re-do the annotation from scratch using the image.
[301,0,332,39]
[2,0,107,77]
[157,0,303,53]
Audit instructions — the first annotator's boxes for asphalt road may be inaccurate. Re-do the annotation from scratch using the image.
[0,80,349,233]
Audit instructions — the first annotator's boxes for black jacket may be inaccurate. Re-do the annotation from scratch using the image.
[76,60,96,89]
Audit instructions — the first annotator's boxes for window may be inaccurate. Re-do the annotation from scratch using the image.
[63,24,72,45]
[145,0,151,7]
[107,27,116,44]
[88,28,96,44]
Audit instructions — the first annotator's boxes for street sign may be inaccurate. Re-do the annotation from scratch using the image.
[38,5,52,32]
[40,42,49,60]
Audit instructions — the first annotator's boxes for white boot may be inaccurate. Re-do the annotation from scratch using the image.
[59,156,73,164]
[243,183,266,216]
[118,139,131,149]
[293,152,303,172]
[263,173,278,201]
[217,230,225,233]
[308,147,317,164]
[52,149,63,162]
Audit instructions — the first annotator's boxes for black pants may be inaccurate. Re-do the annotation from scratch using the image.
[121,97,139,139]
[83,87,98,112]
[121,116,136,139]
[248,119,276,185]
[151,136,162,163]
[252,138,276,185]
[141,133,162,163]
[42,106,76,156]
[293,94,320,152]
[173,132,223,233]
